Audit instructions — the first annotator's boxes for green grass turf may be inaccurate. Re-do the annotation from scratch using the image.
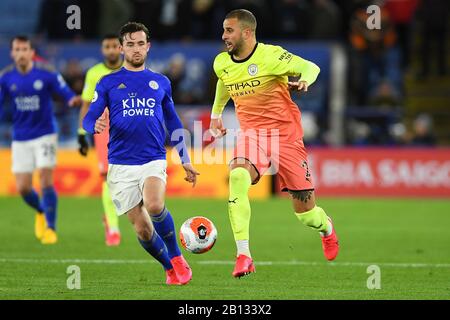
[0,196,449,300]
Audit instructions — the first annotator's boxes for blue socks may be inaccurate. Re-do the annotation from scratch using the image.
[22,189,44,213]
[151,208,181,259]
[42,187,58,230]
[138,231,173,270]
[22,187,58,230]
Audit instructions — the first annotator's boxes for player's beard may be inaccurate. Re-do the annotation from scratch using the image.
[16,57,32,72]
[125,53,146,68]
[227,39,244,57]
[106,55,121,67]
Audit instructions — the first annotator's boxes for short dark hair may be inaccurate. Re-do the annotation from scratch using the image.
[102,34,119,41]
[119,22,150,45]
[10,35,33,49]
[225,9,257,32]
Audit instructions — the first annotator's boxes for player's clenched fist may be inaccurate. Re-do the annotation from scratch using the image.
[209,117,227,138]
[94,117,107,133]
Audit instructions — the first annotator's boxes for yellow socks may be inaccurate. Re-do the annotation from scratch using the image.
[102,181,119,232]
[228,168,252,255]
[296,206,331,235]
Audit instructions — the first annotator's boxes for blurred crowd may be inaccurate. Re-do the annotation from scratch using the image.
[0,0,448,146]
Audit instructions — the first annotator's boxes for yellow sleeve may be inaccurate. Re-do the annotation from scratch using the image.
[267,45,320,86]
[211,78,230,118]
[211,54,230,118]
[81,68,96,102]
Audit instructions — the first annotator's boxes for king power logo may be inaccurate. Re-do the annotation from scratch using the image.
[122,92,156,117]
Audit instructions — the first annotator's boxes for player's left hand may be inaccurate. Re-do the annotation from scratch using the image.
[68,95,82,107]
[288,80,308,93]
[94,117,107,134]
[182,163,200,187]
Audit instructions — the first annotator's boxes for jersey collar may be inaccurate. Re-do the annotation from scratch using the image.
[231,42,258,64]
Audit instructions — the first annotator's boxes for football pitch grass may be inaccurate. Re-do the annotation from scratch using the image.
[0,196,449,300]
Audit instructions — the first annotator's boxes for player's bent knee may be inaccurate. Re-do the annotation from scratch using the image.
[229,167,251,185]
[230,159,258,183]
[15,174,33,195]
[144,201,165,215]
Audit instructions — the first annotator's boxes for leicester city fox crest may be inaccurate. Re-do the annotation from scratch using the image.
[149,80,159,90]
[33,79,43,90]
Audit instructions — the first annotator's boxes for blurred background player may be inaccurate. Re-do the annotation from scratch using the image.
[78,34,123,246]
[210,9,339,277]
[0,35,81,244]
[83,22,199,285]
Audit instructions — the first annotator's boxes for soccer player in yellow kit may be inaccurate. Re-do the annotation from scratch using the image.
[78,34,123,246]
[210,9,340,277]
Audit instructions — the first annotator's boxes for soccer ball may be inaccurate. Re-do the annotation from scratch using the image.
[179,216,217,254]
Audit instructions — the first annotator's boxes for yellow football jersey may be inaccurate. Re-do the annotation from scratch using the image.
[212,42,320,140]
[81,62,121,102]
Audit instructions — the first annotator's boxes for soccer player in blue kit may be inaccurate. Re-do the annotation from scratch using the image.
[0,36,81,244]
[83,22,198,285]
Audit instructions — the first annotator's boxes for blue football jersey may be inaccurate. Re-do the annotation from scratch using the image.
[83,67,189,165]
[0,62,75,141]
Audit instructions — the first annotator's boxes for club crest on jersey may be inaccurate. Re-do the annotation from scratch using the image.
[149,80,159,90]
[248,64,258,76]
[33,79,43,90]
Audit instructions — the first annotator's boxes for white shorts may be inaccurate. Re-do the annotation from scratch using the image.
[107,159,167,216]
[11,133,58,173]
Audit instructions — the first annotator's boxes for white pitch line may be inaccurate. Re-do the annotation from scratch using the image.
[1,258,450,268]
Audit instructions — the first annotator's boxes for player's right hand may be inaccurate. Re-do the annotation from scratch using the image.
[68,95,82,107]
[182,163,200,187]
[209,117,227,139]
[77,129,89,156]
[94,117,107,134]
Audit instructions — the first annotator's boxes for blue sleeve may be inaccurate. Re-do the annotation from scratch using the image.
[0,76,6,121]
[49,71,75,103]
[82,80,108,134]
[162,79,190,164]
